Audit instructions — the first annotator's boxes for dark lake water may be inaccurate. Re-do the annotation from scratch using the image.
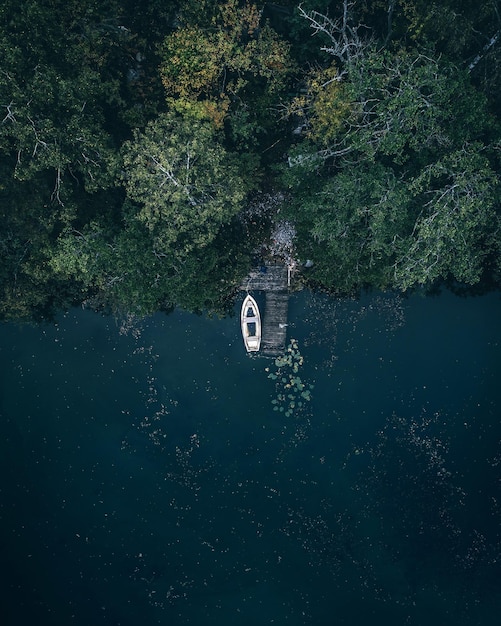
[1,289,500,626]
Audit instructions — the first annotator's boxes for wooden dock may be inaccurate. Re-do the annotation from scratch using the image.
[241,263,288,292]
[261,291,289,357]
[240,263,289,357]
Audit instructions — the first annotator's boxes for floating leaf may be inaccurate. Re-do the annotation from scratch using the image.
[268,338,313,413]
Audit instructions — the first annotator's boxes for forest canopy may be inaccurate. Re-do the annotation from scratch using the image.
[1,0,500,321]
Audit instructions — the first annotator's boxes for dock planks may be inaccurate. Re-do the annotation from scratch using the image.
[240,263,290,356]
[261,291,289,357]
[241,264,288,292]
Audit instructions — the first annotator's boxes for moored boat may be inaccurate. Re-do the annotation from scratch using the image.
[241,294,261,352]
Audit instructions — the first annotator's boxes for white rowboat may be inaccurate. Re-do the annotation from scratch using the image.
[241,294,261,352]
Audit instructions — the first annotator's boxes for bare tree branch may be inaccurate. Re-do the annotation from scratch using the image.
[51,167,64,205]
[1,101,16,124]
[298,1,370,68]
[468,29,500,71]
[384,0,397,47]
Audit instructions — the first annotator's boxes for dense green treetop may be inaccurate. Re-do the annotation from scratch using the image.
[280,1,501,293]
[1,0,500,321]
[121,113,254,252]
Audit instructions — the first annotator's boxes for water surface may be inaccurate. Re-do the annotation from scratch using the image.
[1,289,500,625]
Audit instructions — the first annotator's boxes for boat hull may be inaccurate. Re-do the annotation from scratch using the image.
[241,295,261,352]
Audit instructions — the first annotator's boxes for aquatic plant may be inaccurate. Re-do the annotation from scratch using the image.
[266,338,313,417]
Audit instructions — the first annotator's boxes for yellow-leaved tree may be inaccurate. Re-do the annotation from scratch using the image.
[159,0,294,129]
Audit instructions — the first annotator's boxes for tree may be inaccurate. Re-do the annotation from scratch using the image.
[393,146,499,288]
[0,66,120,197]
[0,0,132,194]
[49,203,254,316]
[287,44,492,167]
[284,161,411,292]
[0,164,84,321]
[158,0,294,133]
[121,112,255,255]
[281,4,501,293]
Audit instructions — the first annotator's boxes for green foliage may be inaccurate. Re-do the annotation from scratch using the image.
[393,146,499,288]
[121,112,254,254]
[284,161,411,292]
[1,0,501,321]
[0,167,84,321]
[281,10,501,294]
[284,139,500,293]
[158,0,295,134]
[395,0,492,56]
[290,48,492,167]
[0,0,129,192]
[49,210,253,317]
[0,0,132,320]
[287,64,352,146]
